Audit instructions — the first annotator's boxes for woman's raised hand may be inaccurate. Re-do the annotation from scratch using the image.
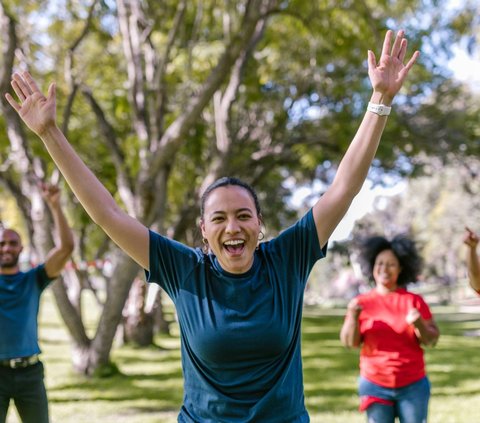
[367,30,420,104]
[5,71,57,137]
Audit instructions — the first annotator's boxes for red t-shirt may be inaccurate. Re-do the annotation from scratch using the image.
[356,288,432,388]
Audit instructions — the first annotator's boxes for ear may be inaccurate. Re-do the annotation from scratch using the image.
[200,219,207,238]
[257,213,263,227]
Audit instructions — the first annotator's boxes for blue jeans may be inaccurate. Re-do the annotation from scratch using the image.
[358,376,430,423]
[0,361,49,423]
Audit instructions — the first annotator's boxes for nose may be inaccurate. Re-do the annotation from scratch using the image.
[1,242,15,253]
[225,217,241,234]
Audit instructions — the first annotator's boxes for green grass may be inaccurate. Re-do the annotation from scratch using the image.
[6,293,480,422]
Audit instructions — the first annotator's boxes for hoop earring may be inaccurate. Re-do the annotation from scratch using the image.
[202,238,209,254]
[258,231,265,241]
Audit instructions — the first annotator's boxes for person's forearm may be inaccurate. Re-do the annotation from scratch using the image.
[340,312,361,348]
[330,93,389,198]
[39,125,124,228]
[467,247,480,292]
[413,319,439,347]
[48,203,74,255]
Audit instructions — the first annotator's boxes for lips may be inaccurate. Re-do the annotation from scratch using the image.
[223,239,245,254]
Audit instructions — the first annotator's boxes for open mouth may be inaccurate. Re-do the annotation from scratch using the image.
[223,239,245,255]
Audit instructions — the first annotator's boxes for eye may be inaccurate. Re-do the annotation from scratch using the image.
[211,216,224,222]
[238,214,252,220]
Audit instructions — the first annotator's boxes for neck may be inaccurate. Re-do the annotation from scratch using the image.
[0,266,20,275]
[375,284,398,295]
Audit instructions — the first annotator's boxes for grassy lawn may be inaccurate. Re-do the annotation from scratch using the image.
[6,292,480,422]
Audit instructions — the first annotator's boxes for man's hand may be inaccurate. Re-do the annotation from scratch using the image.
[41,183,61,209]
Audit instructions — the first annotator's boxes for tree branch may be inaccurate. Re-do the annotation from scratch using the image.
[81,85,137,216]
[62,0,98,133]
[150,0,279,172]
[149,0,187,148]
[116,0,150,144]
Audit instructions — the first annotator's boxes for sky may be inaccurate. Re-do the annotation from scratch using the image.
[447,45,480,92]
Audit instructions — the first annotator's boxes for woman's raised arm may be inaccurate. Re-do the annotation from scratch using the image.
[312,30,419,248]
[6,72,150,270]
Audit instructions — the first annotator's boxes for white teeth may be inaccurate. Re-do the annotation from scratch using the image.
[224,239,244,246]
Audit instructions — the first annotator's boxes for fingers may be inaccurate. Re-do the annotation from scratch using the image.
[11,80,27,102]
[404,50,420,71]
[40,183,59,197]
[380,29,419,67]
[47,82,56,102]
[380,29,393,58]
[11,73,33,100]
[397,39,407,62]
[367,50,377,71]
[4,93,21,112]
[22,71,42,94]
[390,29,405,58]
[7,72,47,105]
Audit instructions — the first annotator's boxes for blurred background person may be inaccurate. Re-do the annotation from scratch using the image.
[340,235,439,423]
[0,183,74,423]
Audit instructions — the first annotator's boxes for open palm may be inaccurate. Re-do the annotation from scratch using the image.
[5,72,57,136]
[368,30,420,102]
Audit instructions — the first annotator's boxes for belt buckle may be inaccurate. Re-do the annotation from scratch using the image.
[9,358,25,369]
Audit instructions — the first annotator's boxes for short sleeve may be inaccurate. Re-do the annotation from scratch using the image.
[146,230,203,300]
[35,264,55,292]
[414,295,433,320]
[261,209,326,286]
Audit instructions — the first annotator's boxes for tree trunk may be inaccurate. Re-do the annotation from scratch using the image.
[122,278,154,346]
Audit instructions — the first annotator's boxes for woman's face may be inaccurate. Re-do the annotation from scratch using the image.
[200,185,261,274]
[373,249,401,292]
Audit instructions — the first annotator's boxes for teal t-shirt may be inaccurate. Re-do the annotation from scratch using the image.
[0,265,52,359]
[146,209,325,422]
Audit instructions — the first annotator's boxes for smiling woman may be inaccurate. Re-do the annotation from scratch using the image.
[340,235,440,423]
[200,178,263,274]
[6,28,419,422]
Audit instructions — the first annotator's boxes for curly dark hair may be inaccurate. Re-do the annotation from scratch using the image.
[359,235,423,287]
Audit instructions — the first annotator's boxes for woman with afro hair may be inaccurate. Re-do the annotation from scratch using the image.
[340,235,439,423]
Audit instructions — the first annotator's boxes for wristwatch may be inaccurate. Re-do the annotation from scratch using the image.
[367,102,391,116]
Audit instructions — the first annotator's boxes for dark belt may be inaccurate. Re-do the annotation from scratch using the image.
[0,354,39,369]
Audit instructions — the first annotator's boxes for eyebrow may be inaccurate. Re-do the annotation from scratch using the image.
[210,208,254,215]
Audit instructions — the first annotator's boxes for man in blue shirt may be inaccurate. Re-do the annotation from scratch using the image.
[0,184,74,423]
